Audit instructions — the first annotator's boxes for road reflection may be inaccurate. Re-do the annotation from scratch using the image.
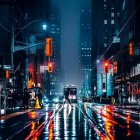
[24,103,140,140]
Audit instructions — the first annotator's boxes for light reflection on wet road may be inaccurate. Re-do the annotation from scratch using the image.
[1,103,140,139]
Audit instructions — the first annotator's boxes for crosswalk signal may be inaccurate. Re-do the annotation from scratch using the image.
[104,61,108,74]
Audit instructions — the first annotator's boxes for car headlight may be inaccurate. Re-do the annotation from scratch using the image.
[53,98,59,102]
[44,98,49,102]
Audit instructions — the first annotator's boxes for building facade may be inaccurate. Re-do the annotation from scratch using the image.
[112,0,140,102]
[92,0,120,97]
[79,9,92,97]
[48,6,61,95]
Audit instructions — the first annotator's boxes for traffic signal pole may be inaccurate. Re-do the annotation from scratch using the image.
[106,73,107,97]
[104,61,109,97]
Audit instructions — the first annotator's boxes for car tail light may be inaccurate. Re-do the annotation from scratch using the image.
[69,95,76,99]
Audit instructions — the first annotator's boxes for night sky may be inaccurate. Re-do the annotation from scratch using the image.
[52,0,91,88]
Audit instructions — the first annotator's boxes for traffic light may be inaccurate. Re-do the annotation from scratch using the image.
[128,42,134,56]
[6,70,10,79]
[47,61,53,72]
[45,38,53,57]
[104,61,108,74]
[113,61,117,74]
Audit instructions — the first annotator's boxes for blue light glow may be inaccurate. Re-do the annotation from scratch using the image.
[43,24,47,30]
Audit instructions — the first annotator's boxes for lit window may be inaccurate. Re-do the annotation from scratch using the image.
[104,43,107,47]
[117,13,120,16]
[111,13,114,17]
[111,20,114,24]
[104,20,107,24]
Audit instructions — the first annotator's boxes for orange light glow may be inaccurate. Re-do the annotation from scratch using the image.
[126,113,132,137]
[31,121,36,130]
[48,120,54,140]
[47,61,53,73]
[45,38,53,56]
[28,111,37,119]
[105,62,108,66]
[129,42,134,56]
[6,70,10,79]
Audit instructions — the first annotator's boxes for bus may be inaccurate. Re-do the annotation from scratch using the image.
[64,85,77,103]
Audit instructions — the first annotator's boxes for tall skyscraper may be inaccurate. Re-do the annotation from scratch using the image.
[79,9,92,97]
[48,6,61,95]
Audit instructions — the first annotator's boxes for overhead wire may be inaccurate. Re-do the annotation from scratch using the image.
[0,23,12,33]
[93,3,140,70]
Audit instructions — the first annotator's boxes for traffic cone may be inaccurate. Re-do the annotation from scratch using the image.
[35,98,41,109]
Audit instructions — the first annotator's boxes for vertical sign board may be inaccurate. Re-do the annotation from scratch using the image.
[45,38,52,57]
[129,42,134,56]
[6,70,10,79]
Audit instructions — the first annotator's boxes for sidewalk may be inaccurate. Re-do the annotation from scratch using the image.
[0,108,33,121]
[93,101,140,112]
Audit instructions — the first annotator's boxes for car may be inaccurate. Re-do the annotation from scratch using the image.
[43,95,63,104]
[83,97,93,103]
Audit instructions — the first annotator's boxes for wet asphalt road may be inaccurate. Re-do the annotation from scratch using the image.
[1,103,140,140]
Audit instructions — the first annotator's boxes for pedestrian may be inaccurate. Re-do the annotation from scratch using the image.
[114,89,119,105]
[7,91,13,109]
[22,88,30,111]
[12,91,16,110]
[0,89,4,107]
[38,89,43,107]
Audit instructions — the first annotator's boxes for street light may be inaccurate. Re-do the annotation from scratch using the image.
[12,20,46,87]
[42,24,47,31]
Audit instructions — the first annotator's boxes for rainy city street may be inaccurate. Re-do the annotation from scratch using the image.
[1,0,140,139]
[1,102,140,140]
